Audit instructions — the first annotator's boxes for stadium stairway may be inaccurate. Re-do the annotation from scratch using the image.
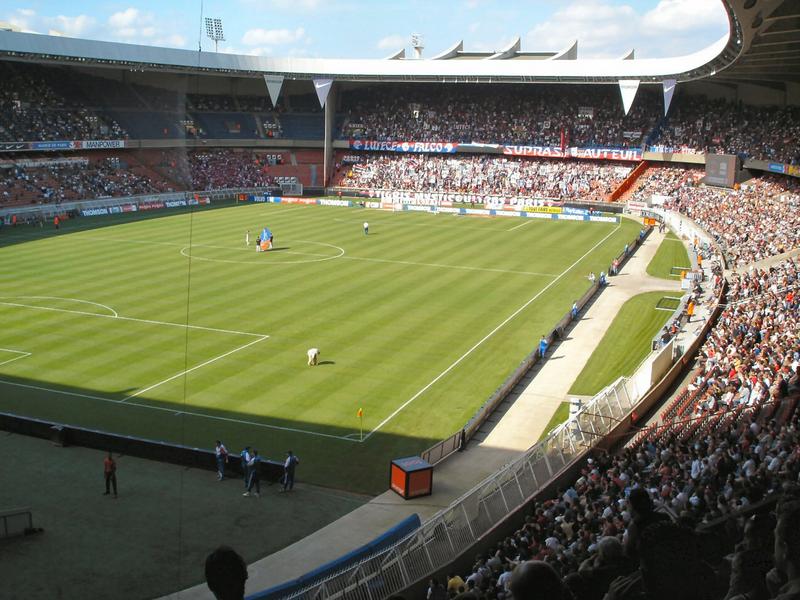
[164,225,687,600]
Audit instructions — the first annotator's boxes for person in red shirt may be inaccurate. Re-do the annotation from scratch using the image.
[53,215,60,230]
[103,452,118,498]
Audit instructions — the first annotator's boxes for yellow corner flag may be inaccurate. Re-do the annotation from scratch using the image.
[357,408,363,418]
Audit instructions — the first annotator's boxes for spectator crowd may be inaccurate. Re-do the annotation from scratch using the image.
[336,154,632,203]
[662,176,800,268]
[1,61,799,165]
[443,260,800,600]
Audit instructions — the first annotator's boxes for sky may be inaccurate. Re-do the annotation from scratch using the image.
[1,0,730,60]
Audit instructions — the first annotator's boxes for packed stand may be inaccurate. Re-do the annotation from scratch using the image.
[186,150,275,191]
[655,93,800,165]
[339,84,661,149]
[1,157,172,205]
[663,176,800,268]
[336,154,631,202]
[447,257,800,599]
[628,165,704,204]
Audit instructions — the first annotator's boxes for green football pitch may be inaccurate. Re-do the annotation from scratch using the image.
[0,203,639,494]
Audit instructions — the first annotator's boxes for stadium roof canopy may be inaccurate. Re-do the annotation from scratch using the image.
[0,0,797,85]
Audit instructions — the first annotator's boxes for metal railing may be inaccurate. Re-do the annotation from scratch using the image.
[0,506,33,539]
[279,378,634,600]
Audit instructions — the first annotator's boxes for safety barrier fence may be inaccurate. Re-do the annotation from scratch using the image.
[276,377,634,600]
[0,506,33,540]
[0,187,279,220]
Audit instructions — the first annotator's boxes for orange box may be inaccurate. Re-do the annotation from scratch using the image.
[390,456,433,499]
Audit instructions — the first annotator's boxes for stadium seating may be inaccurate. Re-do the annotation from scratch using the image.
[449,264,800,600]
[334,154,632,202]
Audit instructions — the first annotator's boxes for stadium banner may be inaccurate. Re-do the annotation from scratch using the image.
[318,199,352,207]
[365,201,381,209]
[618,79,640,116]
[766,162,800,178]
[263,74,284,108]
[588,215,619,223]
[121,204,138,212]
[108,205,123,214]
[164,199,187,208]
[76,140,126,149]
[626,200,648,215]
[187,197,211,206]
[502,145,642,161]
[248,194,281,203]
[489,209,517,218]
[313,78,334,108]
[0,142,29,151]
[137,201,165,211]
[280,197,317,205]
[520,205,562,214]
[30,141,76,151]
[662,79,676,116]
[349,139,459,154]
[81,207,110,216]
[563,206,589,217]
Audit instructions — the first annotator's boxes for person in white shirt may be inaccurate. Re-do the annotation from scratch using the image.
[363,222,369,235]
[307,348,320,366]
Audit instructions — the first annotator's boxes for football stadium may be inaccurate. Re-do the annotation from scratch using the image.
[1,0,799,598]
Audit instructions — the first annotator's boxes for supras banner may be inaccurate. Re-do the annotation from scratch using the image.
[349,140,459,154]
[503,146,643,162]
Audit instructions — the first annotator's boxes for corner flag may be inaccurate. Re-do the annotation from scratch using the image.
[357,408,363,418]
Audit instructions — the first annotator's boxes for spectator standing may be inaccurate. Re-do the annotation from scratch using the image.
[205,545,248,600]
[103,451,118,498]
[243,450,261,497]
[773,501,800,600]
[215,440,229,481]
[281,450,300,492]
[240,446,251,488]
[538,335,549,358]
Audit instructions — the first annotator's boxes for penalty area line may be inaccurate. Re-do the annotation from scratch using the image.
[118,335,270,403]
[0,348,32,368]
[0,378,359,442]
[362,223,622,442]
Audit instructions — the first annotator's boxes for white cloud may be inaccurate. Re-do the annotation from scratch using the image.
[242,27,305,46]
[376,34,405,50]
[642,0,728,33]
[108,8,141,30]
[51,14,95,37]
[524,0,728,58]
[154,34,186,48]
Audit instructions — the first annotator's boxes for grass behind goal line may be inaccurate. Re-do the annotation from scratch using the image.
[0,203,639,493]
[646,231,692,280]
[568,291,675,397]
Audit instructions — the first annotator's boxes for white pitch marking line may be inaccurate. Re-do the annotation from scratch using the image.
[0,378,358,442]
[0,300,266,338]
[0,295,118,318]
[340,255,556,278]
[0,349,31,368]
[507,220,533,232]
[118,335,269,403]
[362,223,622,441]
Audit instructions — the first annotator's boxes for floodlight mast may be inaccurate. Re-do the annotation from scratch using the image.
[204,17,225,53]
[411,33,424,59]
